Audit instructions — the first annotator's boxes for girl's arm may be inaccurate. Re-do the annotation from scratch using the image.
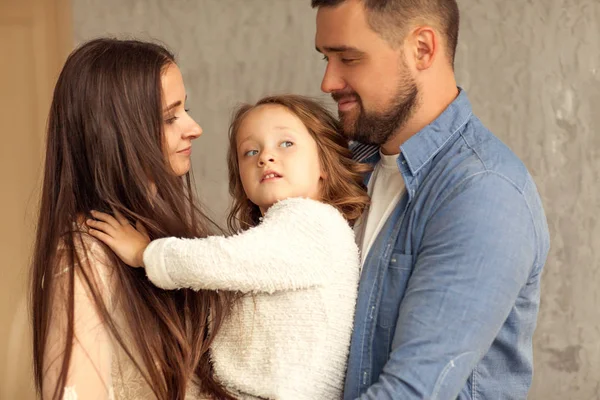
[145,198,354,293]
[89,198,355,294]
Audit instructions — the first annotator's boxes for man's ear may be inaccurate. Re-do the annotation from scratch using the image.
[409,26,437,71]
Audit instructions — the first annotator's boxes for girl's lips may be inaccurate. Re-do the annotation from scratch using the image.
[177,147,191,155]
[261,172,282,182]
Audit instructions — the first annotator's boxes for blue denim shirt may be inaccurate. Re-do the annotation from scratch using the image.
[344,90,550,400]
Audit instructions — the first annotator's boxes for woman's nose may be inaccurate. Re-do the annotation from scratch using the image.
[184,123,202,139]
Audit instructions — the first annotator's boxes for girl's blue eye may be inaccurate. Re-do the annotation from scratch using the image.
[280,141,294,148]
[244,150,259,157]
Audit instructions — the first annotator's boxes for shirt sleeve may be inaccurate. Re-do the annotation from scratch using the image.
[358,172,541,399]
[43,240,115,400]
[143,198,352,294]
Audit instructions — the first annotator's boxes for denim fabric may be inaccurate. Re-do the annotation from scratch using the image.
[344,89,550,400]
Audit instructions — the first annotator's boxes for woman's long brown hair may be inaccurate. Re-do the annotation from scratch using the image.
[31,38,235,399]
[226,94,370,232]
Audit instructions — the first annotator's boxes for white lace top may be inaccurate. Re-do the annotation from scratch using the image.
[43,236,201,400]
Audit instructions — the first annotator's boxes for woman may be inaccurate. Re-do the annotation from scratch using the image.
[30,38,235,399]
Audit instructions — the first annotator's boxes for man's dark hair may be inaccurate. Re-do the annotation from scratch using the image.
[312,0,460,66]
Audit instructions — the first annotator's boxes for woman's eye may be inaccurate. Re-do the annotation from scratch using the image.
[280,141,294,148]
[244,149,259,157]
[165,116,178,125]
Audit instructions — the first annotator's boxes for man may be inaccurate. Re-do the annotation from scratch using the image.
[312,0,550,399]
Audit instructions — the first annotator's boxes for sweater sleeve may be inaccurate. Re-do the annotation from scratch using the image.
[143,198,352,294]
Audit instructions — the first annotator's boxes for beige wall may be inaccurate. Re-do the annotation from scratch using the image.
[3,0,592,398]
[0,0,72,397]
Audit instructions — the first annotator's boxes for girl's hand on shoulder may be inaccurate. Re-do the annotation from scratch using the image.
[87,209,150,268]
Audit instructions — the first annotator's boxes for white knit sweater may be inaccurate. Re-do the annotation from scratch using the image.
[143,198,360,399]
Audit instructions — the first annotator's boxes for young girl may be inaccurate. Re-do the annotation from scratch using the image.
[32,38,235,400]
[88,95,370,399]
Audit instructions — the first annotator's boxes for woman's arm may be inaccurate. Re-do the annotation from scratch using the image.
[43,243,114,400]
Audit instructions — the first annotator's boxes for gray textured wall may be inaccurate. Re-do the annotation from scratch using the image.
[76,0,328,220]
[73,1,600,398]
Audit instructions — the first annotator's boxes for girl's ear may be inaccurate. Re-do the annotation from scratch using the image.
[320,166,328,181]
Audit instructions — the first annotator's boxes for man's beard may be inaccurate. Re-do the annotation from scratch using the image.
[336,73,419,146]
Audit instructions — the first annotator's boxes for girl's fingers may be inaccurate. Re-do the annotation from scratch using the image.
[86,219,115,236]
[111,207,129,226]
[88,228,115,247]
[136,220,150,237]
[90,210,120,229]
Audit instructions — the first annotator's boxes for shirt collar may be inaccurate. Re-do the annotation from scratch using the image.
[400,88,473,175]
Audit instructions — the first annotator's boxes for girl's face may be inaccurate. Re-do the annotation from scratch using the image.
[161,64,202,176]
[236,105,324,214]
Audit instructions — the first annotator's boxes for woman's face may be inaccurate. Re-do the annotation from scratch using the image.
[161,64,202,176]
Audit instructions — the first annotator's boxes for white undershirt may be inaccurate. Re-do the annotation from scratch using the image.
[355,151,406,264]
